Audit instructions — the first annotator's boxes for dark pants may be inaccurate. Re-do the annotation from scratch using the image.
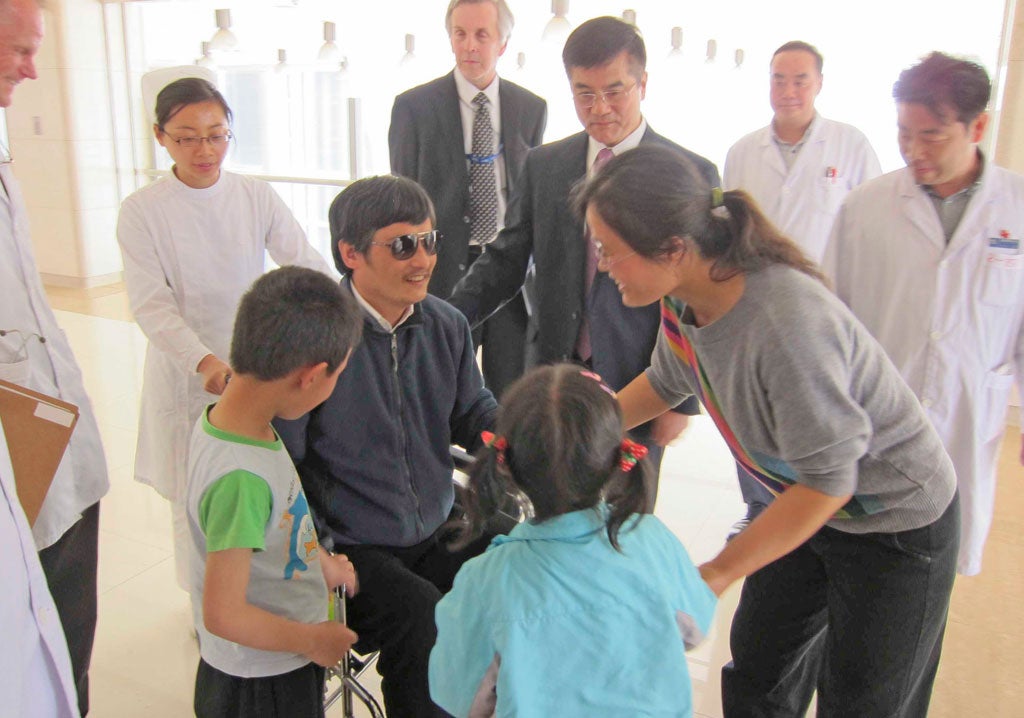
[722,494,960,718]
[340,526,493,718]
[39,500,100,717]
[194,658,326,718]
[737,463,774,518]
[467,245,528,402]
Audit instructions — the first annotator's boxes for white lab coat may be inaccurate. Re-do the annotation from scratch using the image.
[0,162,108,550]
[116,170,333,583]
[0,423,79,718]
[723,115,881,262]
[824,163,1024,575]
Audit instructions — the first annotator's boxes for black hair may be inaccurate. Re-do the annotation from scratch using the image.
[562,16,646,79]
[572,145,826,284]
[154,77,233,129]
[893,51,991,125]
[453,363,649,551]
[230,266,362,381]
[328,175,436,274]
[772,40,823,74]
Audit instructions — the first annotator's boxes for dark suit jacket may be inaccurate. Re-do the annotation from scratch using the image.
[388,71,547,298]
[448,126,719,412]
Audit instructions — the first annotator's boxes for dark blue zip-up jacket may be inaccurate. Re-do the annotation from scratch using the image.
[275,282,497,548]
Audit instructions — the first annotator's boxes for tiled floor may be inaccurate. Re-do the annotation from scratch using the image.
[48,286,1021,717]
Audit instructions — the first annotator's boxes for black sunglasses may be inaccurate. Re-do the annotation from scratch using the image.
[369,230,441,260]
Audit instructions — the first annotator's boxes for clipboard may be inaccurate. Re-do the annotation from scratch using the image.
[0,378,79,526]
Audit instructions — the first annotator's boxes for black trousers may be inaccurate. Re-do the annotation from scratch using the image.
[39,500,100,717]
[722,493,960,718]
[194,659,326,718]
[466,244,528,402]
[339,525,493,718]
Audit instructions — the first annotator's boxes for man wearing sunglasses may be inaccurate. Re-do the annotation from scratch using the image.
[389,0,546,400]
[275,175,497,718]
[449,16,718,509]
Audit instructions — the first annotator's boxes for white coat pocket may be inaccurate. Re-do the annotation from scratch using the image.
[979,251,1024,307]
[0,356,30,385]
[981,366,1015,442]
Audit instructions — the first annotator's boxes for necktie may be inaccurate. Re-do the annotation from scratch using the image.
[576,147,616,362]
[470,92,498,246]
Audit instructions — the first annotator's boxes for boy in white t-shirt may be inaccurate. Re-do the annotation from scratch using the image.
[186,266,364,717]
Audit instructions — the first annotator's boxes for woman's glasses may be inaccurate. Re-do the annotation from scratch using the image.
[370,230,441,260]
[165,131,234,149]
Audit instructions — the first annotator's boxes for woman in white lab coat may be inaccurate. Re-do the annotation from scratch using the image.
[116,77,333,588]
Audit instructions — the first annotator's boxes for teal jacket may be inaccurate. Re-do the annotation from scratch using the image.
[429,506,717,717]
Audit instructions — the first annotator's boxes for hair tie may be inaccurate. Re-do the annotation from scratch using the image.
[579,369,616,397]
[481,431,508,466]
[619,438,648,472]
[710,187,725,209]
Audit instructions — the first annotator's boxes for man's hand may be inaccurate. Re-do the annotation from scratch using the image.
[303,621,358,667]
[1019,433,1023,466]
[197,353,232,395]
[650,411,691,447]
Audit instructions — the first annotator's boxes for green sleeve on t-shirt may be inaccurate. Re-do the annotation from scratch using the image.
[198,471,273,553]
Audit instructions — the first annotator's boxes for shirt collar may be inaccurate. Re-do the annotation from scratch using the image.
[587,118,648,173]
[454,68,500,108]
[770,112,819,147]
[490,504,622,546]
[921,150,986,201]
[349,280,415,332]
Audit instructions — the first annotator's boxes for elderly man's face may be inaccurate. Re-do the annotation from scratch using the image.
[0,0,43,108]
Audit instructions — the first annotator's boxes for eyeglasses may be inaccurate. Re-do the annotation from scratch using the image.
[592,240,636,269]
[573,83,638,109]
[165,130,234,149]
[370,230,441,260]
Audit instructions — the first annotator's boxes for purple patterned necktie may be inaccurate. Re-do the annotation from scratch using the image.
[576,147,616,361]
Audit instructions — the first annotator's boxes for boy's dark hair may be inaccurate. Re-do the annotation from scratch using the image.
[154,77,233,129]
[230,266,362,381]
[454,363,649,551]
[772,40,823,74]
[562,16,646,80]
[328,175,436,274]
[893,52,991,125]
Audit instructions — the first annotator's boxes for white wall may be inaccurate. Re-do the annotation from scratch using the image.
[3,0,1015,284]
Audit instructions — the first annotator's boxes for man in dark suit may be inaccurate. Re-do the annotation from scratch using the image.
[389,0,546,399]
[449,16,720,507]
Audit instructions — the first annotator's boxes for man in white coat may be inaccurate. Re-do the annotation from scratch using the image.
[722,40,881,532]
[825,52,1023,576]
[0,0,109,714]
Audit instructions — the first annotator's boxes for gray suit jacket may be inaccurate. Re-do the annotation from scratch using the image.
[389,71,547,298]
[449,126,719,411]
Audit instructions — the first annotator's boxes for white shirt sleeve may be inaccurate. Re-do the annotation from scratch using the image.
[116,195,213,374]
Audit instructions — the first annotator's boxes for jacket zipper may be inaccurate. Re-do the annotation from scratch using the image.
[391,331,422,532]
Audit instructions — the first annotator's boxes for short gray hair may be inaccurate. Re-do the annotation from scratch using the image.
[445,0,513,43]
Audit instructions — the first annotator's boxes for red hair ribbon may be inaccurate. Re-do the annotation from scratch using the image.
[619,438,648,472]
[481,431,508,465]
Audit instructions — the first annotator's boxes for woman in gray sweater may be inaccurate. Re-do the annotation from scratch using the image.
[573,144,959,718]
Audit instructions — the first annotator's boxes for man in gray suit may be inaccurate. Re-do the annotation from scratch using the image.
[449,16,719,507]
[389,0,546,399]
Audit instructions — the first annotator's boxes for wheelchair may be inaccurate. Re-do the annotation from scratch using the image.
[323,584,384,717]
[321,446,485,717]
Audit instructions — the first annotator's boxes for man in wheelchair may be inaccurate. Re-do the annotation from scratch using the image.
[276,175,498,718]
